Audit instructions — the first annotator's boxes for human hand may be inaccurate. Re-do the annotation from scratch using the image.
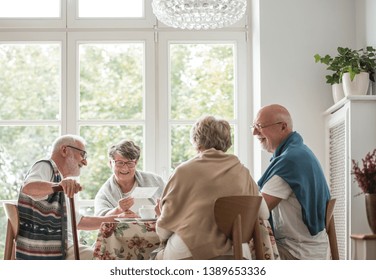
[118,197,135,212]
[118,209,139,218]
[59,178,82,198]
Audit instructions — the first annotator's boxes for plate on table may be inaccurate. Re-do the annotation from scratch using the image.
[115,218,136,222]
[136,218,157,222]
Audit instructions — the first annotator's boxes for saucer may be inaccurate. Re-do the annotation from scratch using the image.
[115,218,136,222]
[136,218,157,222]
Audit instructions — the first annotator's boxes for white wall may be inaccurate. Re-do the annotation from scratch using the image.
[253,0,356,175]
[356,0,376,47]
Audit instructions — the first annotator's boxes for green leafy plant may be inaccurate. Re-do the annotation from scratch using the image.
[314,53,343,85]
[352,149,376,194]
[315,46,376,85]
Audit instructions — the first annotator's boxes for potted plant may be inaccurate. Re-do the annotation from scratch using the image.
[339,46,376,96]
[314,52,345,103]
[315,46,376,98]
[352,148,376,233]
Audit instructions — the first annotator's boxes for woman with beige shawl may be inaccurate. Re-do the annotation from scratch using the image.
[155,116,269,260]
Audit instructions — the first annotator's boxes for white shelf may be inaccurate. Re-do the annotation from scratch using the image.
[324,95,376,116]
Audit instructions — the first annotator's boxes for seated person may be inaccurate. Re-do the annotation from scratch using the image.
[94,140,165,216]
[155,115,269,260]
[252,104,330,259]
[17,134,122,260]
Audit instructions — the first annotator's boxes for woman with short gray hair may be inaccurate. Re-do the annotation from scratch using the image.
[94,140,165,217]
[190,115,232,152]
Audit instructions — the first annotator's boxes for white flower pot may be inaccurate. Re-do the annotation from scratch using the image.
[332,83,345,103]
[342,72,370,96]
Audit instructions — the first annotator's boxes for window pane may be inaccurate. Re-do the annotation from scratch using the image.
[170,43,235,120]
[0,43,61,120]
[171,124,234,170]
[171,125,196,170]
[78,0,143,18]
[79,43,144,120]
[0,126,59,201]
[79,125,144,199]
[0,0,60,18]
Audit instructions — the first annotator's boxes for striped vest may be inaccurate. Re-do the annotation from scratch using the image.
[16,160,68,260]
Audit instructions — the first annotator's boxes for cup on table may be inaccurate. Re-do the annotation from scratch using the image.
[139,206,156,219]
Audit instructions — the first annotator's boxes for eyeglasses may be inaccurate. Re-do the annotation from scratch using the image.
[251,121,283,130]
[111,160,137,168]
[66,145,88,160]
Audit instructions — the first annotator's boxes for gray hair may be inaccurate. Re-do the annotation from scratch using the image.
[51,134,86,154]
[108,140,141,161]
[190,115,232,152]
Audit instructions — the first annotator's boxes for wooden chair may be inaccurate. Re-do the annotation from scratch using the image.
[213,195,264,260]
[326,198,339,260]
[3,203,19,260]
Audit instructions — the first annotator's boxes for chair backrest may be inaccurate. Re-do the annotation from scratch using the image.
[326,198,339,260]
[214,195,264,260]
[3,203,19,260]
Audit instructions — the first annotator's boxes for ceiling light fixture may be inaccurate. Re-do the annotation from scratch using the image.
[152,0,247,30]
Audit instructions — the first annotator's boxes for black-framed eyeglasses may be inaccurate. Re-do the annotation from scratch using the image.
[251,121,283,130]
[66,145,88,160]
[111,160,137,168]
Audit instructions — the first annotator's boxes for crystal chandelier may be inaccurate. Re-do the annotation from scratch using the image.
[152,0,247,30]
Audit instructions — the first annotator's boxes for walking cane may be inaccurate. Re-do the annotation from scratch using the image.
[69,196,80,260]
[53,185,80,260]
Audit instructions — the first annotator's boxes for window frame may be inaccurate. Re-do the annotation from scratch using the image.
[156,31,250,177]
[0,31,66,128]
[0,0,66,28]
[0,4,252,194]
[67,0,156,29]
[67,31,156,172]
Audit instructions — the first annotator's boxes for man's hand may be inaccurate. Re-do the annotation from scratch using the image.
[59,178,82,198]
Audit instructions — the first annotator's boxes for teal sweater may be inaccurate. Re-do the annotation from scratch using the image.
[258,132,330,235]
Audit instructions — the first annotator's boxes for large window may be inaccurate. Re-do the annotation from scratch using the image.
[0,0,251,255]
[77,41,146,199]
[169,42,236,168]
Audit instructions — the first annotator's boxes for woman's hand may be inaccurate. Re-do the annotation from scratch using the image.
[118,197,134,212]
[118,209,139,218]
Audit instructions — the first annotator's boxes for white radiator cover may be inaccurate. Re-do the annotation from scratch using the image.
[324,96,376,259]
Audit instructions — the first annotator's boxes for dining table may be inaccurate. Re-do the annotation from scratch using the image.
[92,218,280,260]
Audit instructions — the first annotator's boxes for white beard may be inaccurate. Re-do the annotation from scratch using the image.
[65,155,80,177]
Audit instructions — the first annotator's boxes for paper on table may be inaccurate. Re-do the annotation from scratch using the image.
[129,187,159,214]
[131,187,159,199]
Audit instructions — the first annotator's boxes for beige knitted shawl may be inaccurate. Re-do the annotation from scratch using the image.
[157,148,260,259]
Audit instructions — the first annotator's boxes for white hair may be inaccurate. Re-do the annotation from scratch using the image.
[51,134,86,154]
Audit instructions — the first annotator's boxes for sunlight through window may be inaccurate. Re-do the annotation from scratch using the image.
[0,0,60,18]
[78,0,143,18]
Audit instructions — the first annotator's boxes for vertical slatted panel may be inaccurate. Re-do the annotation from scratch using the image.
[329,120,347,259]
